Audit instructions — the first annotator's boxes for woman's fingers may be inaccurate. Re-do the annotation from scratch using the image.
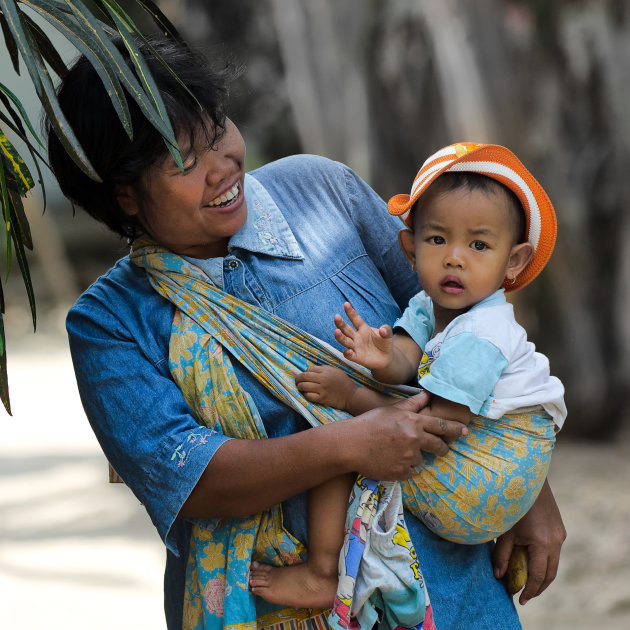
[520,545,551,603]
[394,394,468,446]
[344,401,468,480]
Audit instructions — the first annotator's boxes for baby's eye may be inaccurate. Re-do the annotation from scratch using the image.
[428,235,445,245]
[470,240,488,251]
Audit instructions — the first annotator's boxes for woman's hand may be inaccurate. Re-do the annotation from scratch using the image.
[338,392,468,481]
[492,479,566,605]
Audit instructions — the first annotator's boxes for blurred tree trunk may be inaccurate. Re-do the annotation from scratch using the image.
[268,0,371,178]
[169,0,630,437]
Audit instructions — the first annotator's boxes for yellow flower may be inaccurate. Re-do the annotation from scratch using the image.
[458,458,482,483]
[503,476,526,500]
[232,532,255,561]
[200,541,225,573]
[170,328,199,362]
[480,501,508,535]
[453,481,483,514]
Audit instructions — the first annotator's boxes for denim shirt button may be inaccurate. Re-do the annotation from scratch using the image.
[227,259,240,270]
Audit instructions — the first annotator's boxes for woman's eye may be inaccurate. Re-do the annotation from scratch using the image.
[471,240,488,251]
[182,156,198,174]
[428,235,445,245]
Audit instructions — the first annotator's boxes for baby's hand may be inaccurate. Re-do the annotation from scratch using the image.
[334,302,394,369]
[295,365,358,411]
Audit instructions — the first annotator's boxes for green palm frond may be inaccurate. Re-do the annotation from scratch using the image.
[0,0,186,414]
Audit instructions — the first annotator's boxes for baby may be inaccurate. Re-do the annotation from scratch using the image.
[249,142,566,613]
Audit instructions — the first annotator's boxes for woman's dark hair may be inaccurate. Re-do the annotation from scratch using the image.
[47,37,238,238]
[415,172,527,243]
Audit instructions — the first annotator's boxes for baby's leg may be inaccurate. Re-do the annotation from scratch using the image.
[249,473,355,608]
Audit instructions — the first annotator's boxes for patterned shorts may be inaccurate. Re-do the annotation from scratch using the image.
[401,409,556,544]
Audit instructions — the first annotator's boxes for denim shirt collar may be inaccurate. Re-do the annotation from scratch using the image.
[228,174,305,260]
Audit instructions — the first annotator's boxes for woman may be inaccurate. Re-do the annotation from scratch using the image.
[49,38,565,629]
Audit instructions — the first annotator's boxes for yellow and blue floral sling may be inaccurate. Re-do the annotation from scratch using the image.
[130,240,432,630]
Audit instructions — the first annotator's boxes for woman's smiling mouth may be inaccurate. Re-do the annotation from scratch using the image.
[206,182,240,208]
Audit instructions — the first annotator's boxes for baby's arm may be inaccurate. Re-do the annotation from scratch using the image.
[295,365,397,416]
[334,302,422,384]
[425,395,474,426]
[296,366,474,426]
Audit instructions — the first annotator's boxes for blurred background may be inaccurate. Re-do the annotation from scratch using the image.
[1,0,629,628]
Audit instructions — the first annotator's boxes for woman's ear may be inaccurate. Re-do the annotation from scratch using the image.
[398,229,417,269]
[116,185,140,217]
[506,242,534,281]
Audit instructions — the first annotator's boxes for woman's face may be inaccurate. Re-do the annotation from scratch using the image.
[117,118,247,258]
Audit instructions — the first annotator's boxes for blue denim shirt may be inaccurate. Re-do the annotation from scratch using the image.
[67,155,519,629]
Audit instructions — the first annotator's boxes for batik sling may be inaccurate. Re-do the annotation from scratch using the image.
[130,241,433,630]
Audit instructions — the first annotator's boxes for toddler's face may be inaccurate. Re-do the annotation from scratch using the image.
[405,187,521,317]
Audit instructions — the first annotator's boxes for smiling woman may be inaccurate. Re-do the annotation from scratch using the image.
[116,119,248,258]
[48,37,566,630]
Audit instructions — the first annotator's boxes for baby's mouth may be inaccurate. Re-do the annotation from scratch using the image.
[441,276,464,292]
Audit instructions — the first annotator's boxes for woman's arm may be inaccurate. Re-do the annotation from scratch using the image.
[179,393,467,518]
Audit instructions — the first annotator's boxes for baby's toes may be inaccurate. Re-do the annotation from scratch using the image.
[248,563,273,587]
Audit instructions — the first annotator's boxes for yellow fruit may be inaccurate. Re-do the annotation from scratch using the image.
[506,545,528,595]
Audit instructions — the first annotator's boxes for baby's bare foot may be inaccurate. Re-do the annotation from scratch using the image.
[249,561,337,609]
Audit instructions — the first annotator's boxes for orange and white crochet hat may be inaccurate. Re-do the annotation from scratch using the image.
[388,142,557,292]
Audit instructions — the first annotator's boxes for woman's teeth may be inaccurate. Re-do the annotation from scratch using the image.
[207,183,239,207]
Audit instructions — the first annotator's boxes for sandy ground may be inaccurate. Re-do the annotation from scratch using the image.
[1,327,629,629]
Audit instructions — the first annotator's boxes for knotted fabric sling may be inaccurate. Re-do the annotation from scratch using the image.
[130,241,435,630]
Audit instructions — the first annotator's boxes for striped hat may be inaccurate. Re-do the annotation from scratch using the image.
[388,142,557,292]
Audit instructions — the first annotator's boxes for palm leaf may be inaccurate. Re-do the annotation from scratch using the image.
[98,0,201,115]
[97,0,183,168]
[134,0,184,41]
[0,154,13,276]
[0,83,45,148]
[8,196,36,328]
[0,0,101,180]
[0,109,48,210]
[0,314,11,415]
[22,0,134,140]
[0,130,35,195]
[65,0,180,146]
[0,9,19,73]
[21,9,69,78]
[27,0,182,151]
[0,151,34,324]
[7,186,32,249]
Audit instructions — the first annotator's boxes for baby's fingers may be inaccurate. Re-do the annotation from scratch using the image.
[334,314,358,348]
[378,324,393,340]
[343,301,368,330]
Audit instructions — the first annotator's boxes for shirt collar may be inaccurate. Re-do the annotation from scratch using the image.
[472,288,507,310]
[228,174,304,260]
